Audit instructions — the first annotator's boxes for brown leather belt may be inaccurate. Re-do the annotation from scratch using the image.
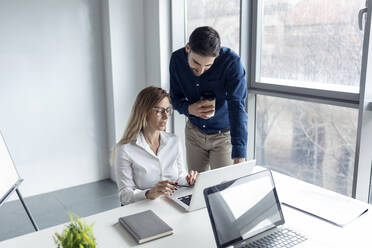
[207,128,230,135]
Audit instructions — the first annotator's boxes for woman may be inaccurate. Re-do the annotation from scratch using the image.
[115,86,198,205]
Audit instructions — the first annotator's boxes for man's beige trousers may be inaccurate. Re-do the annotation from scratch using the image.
[185,120,233,172]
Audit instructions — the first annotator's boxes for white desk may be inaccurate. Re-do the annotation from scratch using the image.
[0,169,371,248]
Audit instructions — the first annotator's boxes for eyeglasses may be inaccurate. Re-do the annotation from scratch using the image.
[152,107,173,116]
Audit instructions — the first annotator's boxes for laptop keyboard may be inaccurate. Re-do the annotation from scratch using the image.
[242,228,307,248]
[178,194,192,206]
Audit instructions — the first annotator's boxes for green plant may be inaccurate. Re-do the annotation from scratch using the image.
[54,213,97,248]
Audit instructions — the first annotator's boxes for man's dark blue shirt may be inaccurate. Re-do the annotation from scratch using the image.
[169,47,248,159]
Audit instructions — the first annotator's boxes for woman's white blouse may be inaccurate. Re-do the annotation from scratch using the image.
[114,131,188,205]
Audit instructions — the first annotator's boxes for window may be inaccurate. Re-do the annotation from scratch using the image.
[256,95,358,196]
[186,0,240,54]
[258,0,364,93]
[249,0,366,198]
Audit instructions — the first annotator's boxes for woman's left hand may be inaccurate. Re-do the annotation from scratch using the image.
[186,170,198,185]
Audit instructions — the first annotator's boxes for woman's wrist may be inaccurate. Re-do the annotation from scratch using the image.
[145,189,155,200]
[145,189,150,199]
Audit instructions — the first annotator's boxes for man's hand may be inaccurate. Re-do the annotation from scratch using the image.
[188,100,215,119]
[186,170,198,185]
[233,158,245,164]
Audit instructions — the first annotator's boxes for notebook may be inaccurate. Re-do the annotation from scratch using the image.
[169,160,255,212]
[118,210,173,244]
[203,169,320,248]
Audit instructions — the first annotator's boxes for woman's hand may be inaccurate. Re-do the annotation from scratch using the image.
[145,180,177,200]
[186,170,198,185]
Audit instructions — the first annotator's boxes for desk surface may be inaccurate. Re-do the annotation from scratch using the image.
[0,168,371,248]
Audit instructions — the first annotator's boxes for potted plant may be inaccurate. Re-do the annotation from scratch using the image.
[54,213,97,248]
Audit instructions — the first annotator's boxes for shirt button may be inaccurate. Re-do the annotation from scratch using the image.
[203,125,206,128]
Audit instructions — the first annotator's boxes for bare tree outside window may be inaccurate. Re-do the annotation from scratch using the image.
[260,0,364,92]
[256,96,358,196]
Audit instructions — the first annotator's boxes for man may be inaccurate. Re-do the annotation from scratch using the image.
[170,26,248,172]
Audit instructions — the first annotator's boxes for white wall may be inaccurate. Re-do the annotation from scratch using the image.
[105,0,147,150]
[0,0,110,197]
[143,0,171,90]
[142,0,173,131]
[106,0,174,141]
[103,0,148,180]
[106,0,176,180]
[171,0,188,153]
[144,0,161,87]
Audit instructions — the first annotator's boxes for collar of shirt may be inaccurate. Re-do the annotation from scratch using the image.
[135,131,168,157]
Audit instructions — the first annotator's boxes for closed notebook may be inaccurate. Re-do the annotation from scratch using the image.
[118,210,173,244]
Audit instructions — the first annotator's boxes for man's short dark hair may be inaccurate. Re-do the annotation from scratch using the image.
[189,26,221,57]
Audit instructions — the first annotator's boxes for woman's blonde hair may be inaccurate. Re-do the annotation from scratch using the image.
[118,86,170,145]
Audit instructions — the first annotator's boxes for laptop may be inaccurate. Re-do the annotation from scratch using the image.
[169,160,256,212]
[203,169,316,248]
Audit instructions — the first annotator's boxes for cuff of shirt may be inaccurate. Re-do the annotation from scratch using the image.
[133,189,148,202]
[232,145,247,159]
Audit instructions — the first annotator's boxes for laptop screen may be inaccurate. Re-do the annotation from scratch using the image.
[204,170,285,248]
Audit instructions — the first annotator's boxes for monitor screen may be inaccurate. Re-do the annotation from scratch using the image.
[205,170,285,247]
